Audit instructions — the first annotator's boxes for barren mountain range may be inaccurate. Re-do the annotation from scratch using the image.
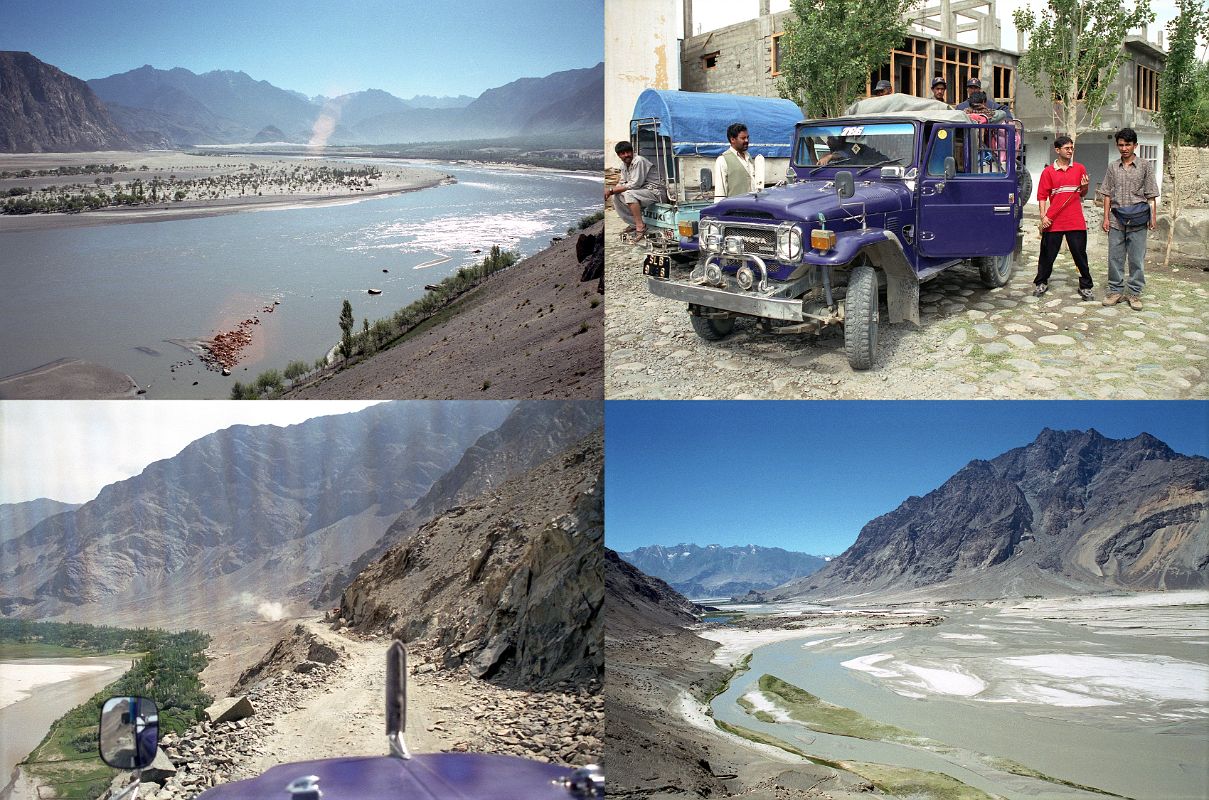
[0,51,602,152]
[768,428,1208,601]
[0,402,603,639]
[618,543,828,599]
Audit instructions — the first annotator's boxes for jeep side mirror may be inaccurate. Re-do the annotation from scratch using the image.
[944,157,956,180]
[699,167,713,193]
[99,696,159,770]
[834,171,855,199]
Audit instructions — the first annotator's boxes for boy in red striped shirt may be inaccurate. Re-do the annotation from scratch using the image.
[1033,136,1093,300]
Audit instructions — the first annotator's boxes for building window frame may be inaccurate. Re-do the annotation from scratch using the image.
[934,42,982,102]
[869,36,929,98]
[771,32,784,76]
[1136,64,1159,112]
[701,51,720,71]
[993,65,1014,112]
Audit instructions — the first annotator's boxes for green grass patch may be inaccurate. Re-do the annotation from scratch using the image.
[758,674,923,744]
[842,761,999,800]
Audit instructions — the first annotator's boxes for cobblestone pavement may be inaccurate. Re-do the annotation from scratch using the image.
[605,209,1208,399]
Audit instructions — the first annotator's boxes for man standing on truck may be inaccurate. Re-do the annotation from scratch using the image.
[956,77,1012,120]
[712,122,765,199]
[1033,135,1093,300]
[606,141,663,240]
[930,76,949,105]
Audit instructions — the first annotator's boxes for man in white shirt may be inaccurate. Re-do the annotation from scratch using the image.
[712,123,765,199]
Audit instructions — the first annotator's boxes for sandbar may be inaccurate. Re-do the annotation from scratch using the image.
[0,660,121,709]
[0,358,140,399]
[0,151,449,233]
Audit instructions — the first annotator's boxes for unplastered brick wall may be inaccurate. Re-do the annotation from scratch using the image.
[1166,146,1209,208]
[682,15,783,97]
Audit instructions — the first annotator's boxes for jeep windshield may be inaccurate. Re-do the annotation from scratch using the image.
[795,122,916,170]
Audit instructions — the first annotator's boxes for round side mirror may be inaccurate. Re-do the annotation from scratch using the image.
[99,696,159,770]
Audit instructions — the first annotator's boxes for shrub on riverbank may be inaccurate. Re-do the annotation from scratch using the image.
[235,245,521,398]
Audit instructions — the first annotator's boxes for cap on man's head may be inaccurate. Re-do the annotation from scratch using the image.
[873,79,892,94]
[931,76,947,88]
[965,77,982,88]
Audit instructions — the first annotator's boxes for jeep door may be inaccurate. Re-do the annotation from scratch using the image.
[917,124,1016,259]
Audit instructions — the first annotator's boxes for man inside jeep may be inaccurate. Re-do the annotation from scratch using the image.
[817,135,890,166]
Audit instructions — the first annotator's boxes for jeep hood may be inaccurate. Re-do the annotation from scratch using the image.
[702,180,910,226]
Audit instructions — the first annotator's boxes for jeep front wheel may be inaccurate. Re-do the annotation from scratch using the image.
[690,311,735,341]
[843,264,879,370]
[974,250,1014,288]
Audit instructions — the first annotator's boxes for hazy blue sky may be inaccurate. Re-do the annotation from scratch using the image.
[605,401,1209,555]
[0,0,603,99]
[0,401,382,505]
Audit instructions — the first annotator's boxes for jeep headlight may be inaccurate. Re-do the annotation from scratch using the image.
[776,225,803,261]
[701,220,722,253]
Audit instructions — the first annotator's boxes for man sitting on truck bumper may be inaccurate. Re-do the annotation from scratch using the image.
[606,141,663,239]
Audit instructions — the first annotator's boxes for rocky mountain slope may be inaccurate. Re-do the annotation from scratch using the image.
[0,52,136,152]
[338,427,603,689]
[285,222,604,401]
[619,543,828,599]
[0,402,514,623]
[772,428,1208,601]
[318,400,604,603]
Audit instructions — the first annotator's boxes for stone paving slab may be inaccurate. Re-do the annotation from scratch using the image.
[604,209,1209,399]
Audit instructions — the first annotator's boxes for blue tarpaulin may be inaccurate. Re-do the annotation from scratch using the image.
[630,89,803,158]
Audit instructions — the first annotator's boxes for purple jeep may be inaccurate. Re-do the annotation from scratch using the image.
[644,97,1026,370]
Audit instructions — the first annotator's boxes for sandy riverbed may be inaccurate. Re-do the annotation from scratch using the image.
[0,151,449,232]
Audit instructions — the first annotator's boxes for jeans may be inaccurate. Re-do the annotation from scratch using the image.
[1107,226,1147,296]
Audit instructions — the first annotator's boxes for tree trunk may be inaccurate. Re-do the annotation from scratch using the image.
[1163,145,1180,268]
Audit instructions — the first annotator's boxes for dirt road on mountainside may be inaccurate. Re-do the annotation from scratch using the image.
[230,620,446,776]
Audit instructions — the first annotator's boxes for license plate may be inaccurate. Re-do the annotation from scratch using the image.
[643,254,670,280]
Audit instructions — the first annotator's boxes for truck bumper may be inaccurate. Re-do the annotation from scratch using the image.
[646,277,807,322]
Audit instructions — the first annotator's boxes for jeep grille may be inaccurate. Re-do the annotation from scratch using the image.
[723,225,777,257]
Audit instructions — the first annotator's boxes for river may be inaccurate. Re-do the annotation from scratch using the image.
[0,162,601,398]
[710,597,1209,800]
[0,657,132,798]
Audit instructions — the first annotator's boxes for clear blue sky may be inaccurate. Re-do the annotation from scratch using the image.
[605,401,1209,555]
[0,0,602,99]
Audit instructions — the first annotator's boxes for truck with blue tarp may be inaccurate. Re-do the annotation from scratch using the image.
[629,89,803,257]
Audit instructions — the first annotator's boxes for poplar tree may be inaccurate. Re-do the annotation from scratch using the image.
[1013,0,1155,140]
[338,299,355,360]
[1158,0,1209,266]
[778,0,919,119]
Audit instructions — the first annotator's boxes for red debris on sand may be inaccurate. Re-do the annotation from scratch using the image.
[200,316,260,372]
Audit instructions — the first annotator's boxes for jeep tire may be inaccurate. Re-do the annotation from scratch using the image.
[690,312,736,341]
[975,250,1014,288]
[843,264,879,370]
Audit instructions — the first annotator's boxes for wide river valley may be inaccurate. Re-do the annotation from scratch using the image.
[0,161,600,398]
[711,596,1208,800]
